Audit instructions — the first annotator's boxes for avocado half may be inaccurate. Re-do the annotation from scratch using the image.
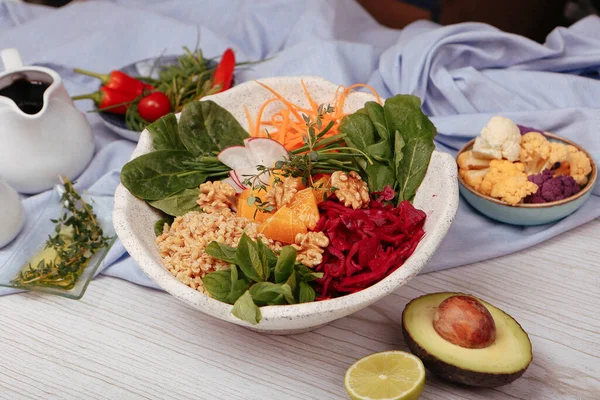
[402,292,532,387]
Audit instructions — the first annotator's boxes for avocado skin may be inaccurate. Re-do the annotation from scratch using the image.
[402,324,526,387]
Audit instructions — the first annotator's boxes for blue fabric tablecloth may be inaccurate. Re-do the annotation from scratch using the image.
[0,0,598,293]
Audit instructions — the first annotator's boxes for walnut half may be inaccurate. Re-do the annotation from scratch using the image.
[292,232,330,267]
[197,181,236,214]
[331,171,370,209]
[265,176,303,209]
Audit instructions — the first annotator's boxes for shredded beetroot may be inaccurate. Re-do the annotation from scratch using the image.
[314,187,426,299]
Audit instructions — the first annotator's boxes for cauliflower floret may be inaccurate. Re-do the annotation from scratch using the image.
[490,177,538,205]
[519,132,551,174]
[457,150,491,170]
[547,142,569,167]
[566,145,592,185]
[473,116,521,161]
[460,168,488,192]
[479,160,538,205]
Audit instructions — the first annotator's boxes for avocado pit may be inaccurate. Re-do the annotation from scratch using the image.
[433,295,496,349]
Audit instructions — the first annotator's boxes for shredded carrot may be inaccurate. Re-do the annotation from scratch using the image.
[250,80,382,151]
[301,80,319,113]
[244,106,255,137]
[254,98,279,138]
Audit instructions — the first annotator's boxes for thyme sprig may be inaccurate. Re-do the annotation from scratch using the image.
[12,178,112,290]
[242,104,372,212]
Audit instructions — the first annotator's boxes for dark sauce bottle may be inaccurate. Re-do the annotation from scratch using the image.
[0,79,50,115]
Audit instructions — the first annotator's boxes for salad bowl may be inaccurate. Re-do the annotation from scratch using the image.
[113,76,459,334]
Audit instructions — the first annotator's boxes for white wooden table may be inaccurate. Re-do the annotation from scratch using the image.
[1,219,598,400]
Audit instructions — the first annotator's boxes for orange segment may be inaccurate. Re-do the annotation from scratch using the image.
[258,206,307,244]
[237,189,273,223]
[289,188,320,230]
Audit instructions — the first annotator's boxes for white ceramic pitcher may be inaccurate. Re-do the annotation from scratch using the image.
[0,48,94,194]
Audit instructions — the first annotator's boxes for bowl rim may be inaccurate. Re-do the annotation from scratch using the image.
[114,75,460,326]
[456,132,597,208]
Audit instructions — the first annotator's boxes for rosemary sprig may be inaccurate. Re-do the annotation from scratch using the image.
[242,104,372,212]
[12,178,112,290]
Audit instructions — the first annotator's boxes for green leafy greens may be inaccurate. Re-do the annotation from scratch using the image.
[202,234,323,325]
[120,100,248,215]
[339,95,436,203]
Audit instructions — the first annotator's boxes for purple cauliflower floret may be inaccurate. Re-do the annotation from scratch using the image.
[525,170,581,203]
[517,124,543,136]
[528,169,554,187]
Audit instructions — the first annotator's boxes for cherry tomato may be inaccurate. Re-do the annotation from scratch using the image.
[138,92,172,122]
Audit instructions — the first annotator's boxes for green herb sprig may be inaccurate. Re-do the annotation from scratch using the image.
[12,178,112,290]
[241,104,370,211]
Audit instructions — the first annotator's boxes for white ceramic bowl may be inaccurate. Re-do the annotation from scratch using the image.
[113,76,459,334]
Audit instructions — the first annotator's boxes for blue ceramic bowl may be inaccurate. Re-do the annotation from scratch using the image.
[457,133,597,226]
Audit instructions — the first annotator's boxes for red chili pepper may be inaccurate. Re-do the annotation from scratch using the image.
[138,92,172,122]
[211,48,236,93]
[71,87,136,114]
[73,68,152,96]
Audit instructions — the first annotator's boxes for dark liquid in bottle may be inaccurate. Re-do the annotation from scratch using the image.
[0,79,50,115]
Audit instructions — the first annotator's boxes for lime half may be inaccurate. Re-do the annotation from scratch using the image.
[344,351,426,400]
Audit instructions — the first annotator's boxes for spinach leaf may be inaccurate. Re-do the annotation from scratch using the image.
[299,281,316,303]
[286,270,298,299]
[120,150,208,200]
[226,279,250,304]
[267,294,286,306]
[148,188,200,216]
[274,246,296,283]
[235,234,265,282]
[295,264,324,282]
[383,95,436,143]
[384,94,436,203]
[365,141,393,166]
[147,113,185,151]
[264,245,278,272]
[365,101,389,140]
[225,266,250,304]
[232,290,262,325]
[365,162,395,193]
[205,241,238,264]
[396,137,435,202]
[394,130,405,190]
[178,101,249,156]
[249,282,295,306]
[340,106,396,192]
[339,112,375,152]
[154,216,174,236]
[201,270,231,302]
[255,238,271,282]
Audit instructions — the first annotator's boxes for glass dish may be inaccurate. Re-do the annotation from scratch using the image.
[0,186,115,299]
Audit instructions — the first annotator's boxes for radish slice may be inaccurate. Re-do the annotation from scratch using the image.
[245,138,289,168]
[228,171,247,191]
[222,177,245,194]
[217,146,253,170]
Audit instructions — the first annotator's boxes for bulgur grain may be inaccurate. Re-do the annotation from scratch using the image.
[156,209,279,292]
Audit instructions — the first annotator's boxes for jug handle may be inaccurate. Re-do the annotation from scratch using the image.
[1,48,24,72]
